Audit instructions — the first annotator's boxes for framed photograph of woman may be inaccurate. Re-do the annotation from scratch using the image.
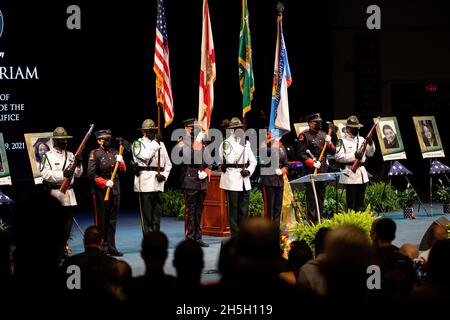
[412,116,445,159]
[333,119,347,140]
[374,117,406,161]
[24,132,53,184]
[293,122,309,137]
[0,133,12,185]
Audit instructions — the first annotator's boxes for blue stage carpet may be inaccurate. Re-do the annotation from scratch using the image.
[69,212,227,284]
[69,203,448,283]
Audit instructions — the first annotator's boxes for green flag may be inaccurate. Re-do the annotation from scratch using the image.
[238,0,255,118]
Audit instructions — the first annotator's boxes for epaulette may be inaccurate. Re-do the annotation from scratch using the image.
[88,149,100,160]
[298,130,308,141]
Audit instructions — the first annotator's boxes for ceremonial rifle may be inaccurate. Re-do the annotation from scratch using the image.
[351,116,380,173]
[60,124,94,194]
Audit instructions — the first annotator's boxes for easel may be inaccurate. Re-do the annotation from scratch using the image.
[405,175,430,216]
[428,159,450,214]
[429,158,433,215]
[387,160,430,216]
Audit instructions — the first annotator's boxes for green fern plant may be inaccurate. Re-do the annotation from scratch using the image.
[292,206,377,251]
[396,185,417,209]
[364,182,400,213]
[249,188,264,217]
[293,189,305,203]
[0,219,7,232]
[435,179,450,204]
[162,189,185,220]
[323,186,346,216]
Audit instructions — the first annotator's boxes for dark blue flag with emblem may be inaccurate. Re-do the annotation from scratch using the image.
[429,160,450,175]
[0,190,13,204]
[388,161,412,176]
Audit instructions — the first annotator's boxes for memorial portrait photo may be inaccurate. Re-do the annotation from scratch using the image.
[413,116,445,158]
[24,132,53,184]
[333,119,347,140]
[294,122,309,137]
[374,117,406,161]
[0,133,11,185]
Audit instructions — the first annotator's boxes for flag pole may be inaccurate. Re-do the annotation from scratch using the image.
[242,114,247,170]
[157,102,162,175]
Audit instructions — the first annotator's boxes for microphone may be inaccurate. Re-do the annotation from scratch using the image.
[306,149,316,160]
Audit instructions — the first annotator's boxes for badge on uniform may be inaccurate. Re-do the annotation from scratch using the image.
[223,141,232,155]
[132,141,142,156]
[299,134,304,141]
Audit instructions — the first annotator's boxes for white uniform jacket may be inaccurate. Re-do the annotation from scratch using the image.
[335,135,376,184]
[40,148,83,206]
[219,136,257,192]
[132,137,172,192]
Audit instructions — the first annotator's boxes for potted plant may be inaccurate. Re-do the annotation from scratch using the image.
[396,185,417,219]
[435,179,450,214]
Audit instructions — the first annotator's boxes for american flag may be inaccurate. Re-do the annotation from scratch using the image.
[154,0,174,127]
[0,190,13,204]
[429,160,450,174]
[388,161,412,176]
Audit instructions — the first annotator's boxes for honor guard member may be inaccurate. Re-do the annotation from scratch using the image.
[260,132,288,229]
[175,118,211,247]
[41,127,83,256]
[88,129,126,256]
[297,113,335,222]
[132,119,172,234]
[335,116,375,212]
[219,117,257,235]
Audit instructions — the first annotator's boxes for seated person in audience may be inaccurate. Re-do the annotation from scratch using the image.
[371,218,418,302]
[298,227,330,297]
[322,225,372,304]
[126,231,176,301]
[62,225,117,299]
[279,240,312,285]
[105,260,132,301]
[399,243,419,260]
[419,224,447,263]
[173,239,204,292]
[411,239,450,302]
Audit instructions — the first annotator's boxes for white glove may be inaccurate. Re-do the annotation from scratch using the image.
[198,170,208,180]
[275,168,283,176]
[313,160,321,169]
[325,135,332,143]
[195,131,205,142]
[115,155,123,163]
[150,140,162,151]
[106,180,114,188]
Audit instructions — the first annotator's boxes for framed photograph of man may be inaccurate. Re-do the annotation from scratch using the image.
[333,119,347,140]
[412,116,445,159]
[293,122,309,137]
[24,132,53,184]
[0,133,12,185]
[374,117,406,161]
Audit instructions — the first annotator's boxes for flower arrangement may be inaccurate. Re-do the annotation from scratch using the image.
[280,232,292,260]
[435,179,450,204]
[396,184,417,209]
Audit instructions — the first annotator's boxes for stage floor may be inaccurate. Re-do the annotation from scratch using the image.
[69,204,448,283]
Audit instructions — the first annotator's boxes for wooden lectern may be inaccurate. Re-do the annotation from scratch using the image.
[201,171,230,237]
